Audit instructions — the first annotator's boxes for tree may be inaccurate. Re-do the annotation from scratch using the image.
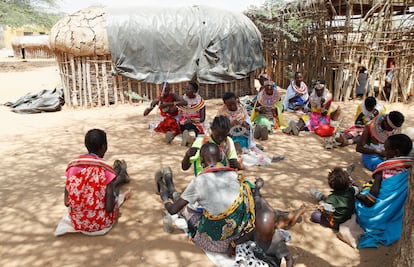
[0,0,63,28]
[245,0,312,46]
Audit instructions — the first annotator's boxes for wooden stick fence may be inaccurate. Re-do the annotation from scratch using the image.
[248,0,414,103]
[54,52,256,108]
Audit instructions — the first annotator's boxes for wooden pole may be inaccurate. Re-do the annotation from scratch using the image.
[94,61,102,107]
[69,55,78,107]
[86,57,93,107]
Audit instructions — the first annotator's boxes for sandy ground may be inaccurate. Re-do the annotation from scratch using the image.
[1,56,413,267]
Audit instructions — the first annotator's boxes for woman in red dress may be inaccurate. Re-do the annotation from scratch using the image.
[144,82,187,143]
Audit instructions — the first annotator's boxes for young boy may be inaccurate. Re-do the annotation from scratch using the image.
[310,167,357,231]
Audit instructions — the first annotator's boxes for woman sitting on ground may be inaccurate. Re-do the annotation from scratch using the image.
[143,82,187,144]
[282,71,309,112]
[283,80,340,136]
[356,110,404,171]
[158,142,305,264]
[252,79,286,140]
[162,142,255,253]
[177,82,206,146]
[335,96,386,146]
[218,91,254,150]
[218,92,272,167]
[355,134,414,248]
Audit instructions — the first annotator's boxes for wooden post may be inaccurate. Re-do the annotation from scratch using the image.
[394,169,414,266]
[138,82,142,99]
[111,60,118,105]
[118,76,125,104]
[94,61,102,107]
[69,55,78,107]
[102,60,109,107]
[76,58,83,107]
[112,67,118,105]
[127,79,132,103]
[58,53,71,108]
[81,57,87,107]
[86,57,93,107]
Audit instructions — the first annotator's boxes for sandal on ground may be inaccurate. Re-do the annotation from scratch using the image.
[256,144,264,151]
[271,155,285,162]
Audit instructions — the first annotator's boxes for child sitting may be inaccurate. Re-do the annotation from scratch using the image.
[310,167,357,231]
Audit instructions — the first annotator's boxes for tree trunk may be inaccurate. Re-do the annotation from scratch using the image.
[394,169,414,266]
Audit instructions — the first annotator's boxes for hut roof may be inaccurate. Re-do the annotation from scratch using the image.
[49,5,264,84]
[49,6,109,56]
[11,35,50,48]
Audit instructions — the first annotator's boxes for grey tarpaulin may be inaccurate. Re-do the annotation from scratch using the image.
[4,88,65,114]
[106,5,265,84]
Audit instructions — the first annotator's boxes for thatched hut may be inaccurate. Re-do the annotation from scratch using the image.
[49,6,264,108]
[247,0,413,103]
[11,35,54,59]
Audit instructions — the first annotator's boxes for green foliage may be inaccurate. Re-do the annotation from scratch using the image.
[245,0,312,43]
[0,0,63,28]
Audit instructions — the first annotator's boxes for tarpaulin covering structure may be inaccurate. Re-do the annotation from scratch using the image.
[106,5,265,84]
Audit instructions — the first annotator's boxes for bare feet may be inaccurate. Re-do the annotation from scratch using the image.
[278,204,307,229]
